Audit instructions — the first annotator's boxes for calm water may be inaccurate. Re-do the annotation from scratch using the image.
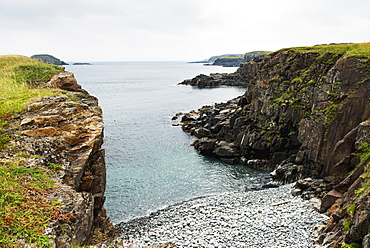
[66,61,265,224]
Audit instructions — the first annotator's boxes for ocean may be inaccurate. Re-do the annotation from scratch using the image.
[65,61,265,224]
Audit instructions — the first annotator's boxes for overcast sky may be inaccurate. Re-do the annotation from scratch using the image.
[1,0,370,61]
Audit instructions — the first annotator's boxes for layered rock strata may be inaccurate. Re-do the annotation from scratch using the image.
[177,48,370,247]
[7,72,114,246]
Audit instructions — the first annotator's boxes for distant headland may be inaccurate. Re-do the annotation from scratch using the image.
[191,51,271,67]
[31,54,69,65]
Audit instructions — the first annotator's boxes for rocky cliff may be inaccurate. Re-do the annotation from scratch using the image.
[211,57,244,67]
[1,69,114,246]
[177,43,370,247]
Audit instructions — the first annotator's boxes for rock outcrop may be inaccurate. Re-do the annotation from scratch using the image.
[177,44,370,247]
[179,73,250,88]
[6,72,114,246]
[180,54,270,88]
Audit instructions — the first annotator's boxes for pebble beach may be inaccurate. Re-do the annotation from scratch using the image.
[100,184,328,247]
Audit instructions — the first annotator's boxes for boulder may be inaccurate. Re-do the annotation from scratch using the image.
[320,189,343,212]
[49,72,85,92]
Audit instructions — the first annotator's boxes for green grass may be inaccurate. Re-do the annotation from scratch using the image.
[346,202,356,216]
[284,42,370,58]
[218,54,244,59]
[47,163,63,171]
[13,64,63,87]
[0,55,64,118]
[342,243,362,248]
[355,141,370,196]
[0,55,64,246]
[245,51,272,56]
[0,158,60,247]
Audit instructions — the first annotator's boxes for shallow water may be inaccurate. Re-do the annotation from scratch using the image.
[66,61,266,224]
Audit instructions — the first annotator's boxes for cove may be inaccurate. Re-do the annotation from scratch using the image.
[66,61,266,224]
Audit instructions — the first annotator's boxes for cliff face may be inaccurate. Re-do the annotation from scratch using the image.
[7,72,113,246]
[179,44,370,247]
[212,57,244,67]
[200,51,271,67]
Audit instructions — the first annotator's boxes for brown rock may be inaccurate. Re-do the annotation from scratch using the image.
[15,88,113,245]
[22,126,59,137]
[321,189,343,212]
[49,72,84,92]
[20,115,65,127]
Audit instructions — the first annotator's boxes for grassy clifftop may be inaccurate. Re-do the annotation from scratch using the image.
[282,42,370,58]
[0,55,64,117]
[0,55,64,247]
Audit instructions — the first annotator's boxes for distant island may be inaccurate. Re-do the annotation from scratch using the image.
[72,62,92,65]
[31,54,69,65]
[191,51,271,67]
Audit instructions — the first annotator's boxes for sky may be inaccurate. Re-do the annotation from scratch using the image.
[1,0,370,62]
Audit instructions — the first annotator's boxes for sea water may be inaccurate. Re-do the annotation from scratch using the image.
[66,61,265,224]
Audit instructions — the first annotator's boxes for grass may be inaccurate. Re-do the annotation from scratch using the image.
[0,55,64,118]
[0,157,60,247]
[355,141,370,197]
[245,51,272,56]
[284,42,370,58]
[218,54,244,59]
[47,163,63,171]
[13,64,62,87]
[0,55,64,246]
[342,243,362,248]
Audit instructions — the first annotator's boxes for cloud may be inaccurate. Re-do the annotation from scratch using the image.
[1,0,370,60]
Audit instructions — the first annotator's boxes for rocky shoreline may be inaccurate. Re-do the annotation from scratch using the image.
[98,184,328,248]
[179,73,249,88]
[174,44,370,247]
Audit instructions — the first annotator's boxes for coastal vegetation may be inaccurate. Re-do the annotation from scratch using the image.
[0,55,63,117]
[355,141,370,197]
[0,42,369,246]
[0,55,64,247]
[284,42,370,58]
[180,42,370,247]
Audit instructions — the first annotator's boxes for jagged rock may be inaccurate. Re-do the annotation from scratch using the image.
[320,189,343,212]
[178,44,370,247]
[193,138,217,156]
[179,73,249,88]
[193,127,210,137]
[243,158,273,171]
[48,72,86,92]
[7,73,114,246]
[364,234,370,248]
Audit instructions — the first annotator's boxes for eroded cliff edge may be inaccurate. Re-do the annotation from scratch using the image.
[178,44,370,247]
[2,71,114,246]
